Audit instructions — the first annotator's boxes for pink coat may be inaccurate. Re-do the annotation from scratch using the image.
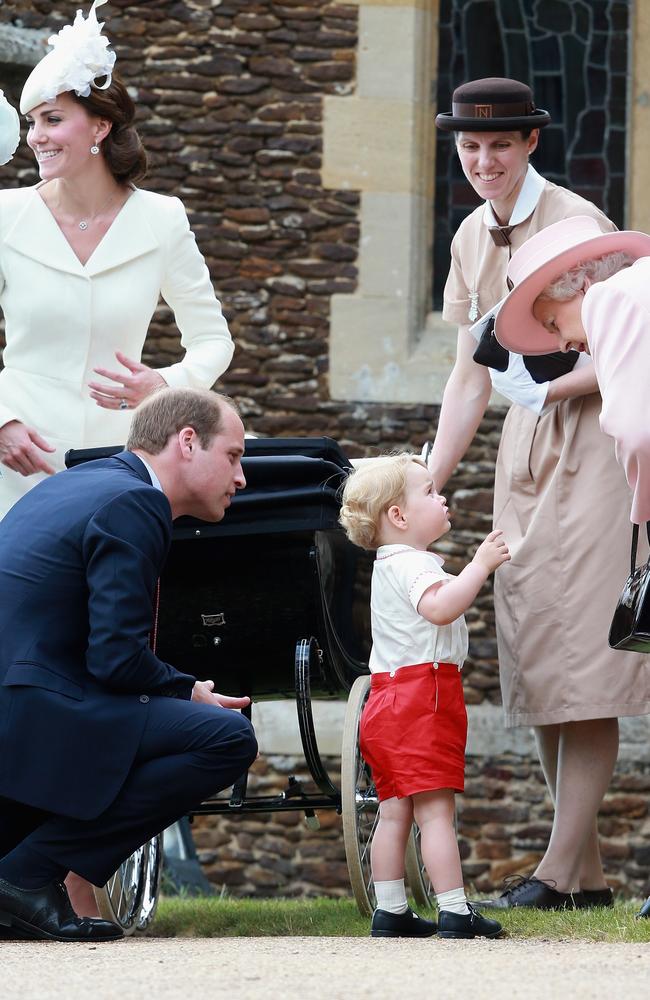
[583,257,650,524]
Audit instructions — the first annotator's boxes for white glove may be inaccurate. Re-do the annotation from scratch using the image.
[489,352,549,415]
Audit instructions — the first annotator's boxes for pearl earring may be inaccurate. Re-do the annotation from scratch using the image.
[90,144,100,155]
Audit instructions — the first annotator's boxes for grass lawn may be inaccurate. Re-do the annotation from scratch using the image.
[148,896,650,942]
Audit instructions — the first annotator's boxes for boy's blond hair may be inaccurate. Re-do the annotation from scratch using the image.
[339,454,426,550]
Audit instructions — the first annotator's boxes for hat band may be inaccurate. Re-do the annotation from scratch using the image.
[452,100,535,120]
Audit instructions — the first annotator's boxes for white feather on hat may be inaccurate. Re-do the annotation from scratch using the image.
[20,0,116,115]
[0,91,20,165]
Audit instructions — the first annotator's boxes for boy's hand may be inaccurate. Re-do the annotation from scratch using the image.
[472,529,511,575]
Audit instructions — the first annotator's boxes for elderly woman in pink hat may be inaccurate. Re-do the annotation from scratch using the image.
[496,216,650,527]
[495,217,650,917]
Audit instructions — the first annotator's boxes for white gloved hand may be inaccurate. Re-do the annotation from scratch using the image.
[0,91,20,166]
[489,352,549,415]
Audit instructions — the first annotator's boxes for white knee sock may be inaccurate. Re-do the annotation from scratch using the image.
[374,879,409,914]
[436,886,470,915]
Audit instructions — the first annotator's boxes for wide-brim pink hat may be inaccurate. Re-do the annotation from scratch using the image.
[495,216,650,355]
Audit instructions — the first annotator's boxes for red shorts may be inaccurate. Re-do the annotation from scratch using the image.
[359,662,467,801]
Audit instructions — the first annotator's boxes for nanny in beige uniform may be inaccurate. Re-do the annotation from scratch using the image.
[0,0,233,520]
[429,78,650,910]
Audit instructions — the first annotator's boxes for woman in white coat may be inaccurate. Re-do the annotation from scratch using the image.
[0,1,234,518]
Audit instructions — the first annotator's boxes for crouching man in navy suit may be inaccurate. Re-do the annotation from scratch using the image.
[0,387,257,941]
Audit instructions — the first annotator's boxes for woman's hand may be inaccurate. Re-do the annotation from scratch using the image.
[88,350,166,411]
[0,420,56,476]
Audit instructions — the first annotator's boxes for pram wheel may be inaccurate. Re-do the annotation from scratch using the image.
[342,675,436,915]
[93,834,162,934]
[342,675,377,915]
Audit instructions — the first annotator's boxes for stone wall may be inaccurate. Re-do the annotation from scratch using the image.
[193,752,650,900]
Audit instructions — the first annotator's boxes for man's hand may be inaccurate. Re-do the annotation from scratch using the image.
[472,529,511,575]
[191,679,251,710]
[0,420,56,476]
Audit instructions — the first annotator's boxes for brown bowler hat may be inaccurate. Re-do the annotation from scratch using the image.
[435,77,551,132]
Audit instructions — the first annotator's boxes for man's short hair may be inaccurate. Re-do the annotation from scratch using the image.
[126,388,239,454]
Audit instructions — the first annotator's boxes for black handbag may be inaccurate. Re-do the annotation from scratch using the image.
[472,316,509,371]
[472,316,579,381]
[609,522,650,651]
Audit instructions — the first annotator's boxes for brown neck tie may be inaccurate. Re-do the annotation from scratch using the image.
[488,225,514,247]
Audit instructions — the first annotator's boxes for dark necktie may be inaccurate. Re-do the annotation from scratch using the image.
[488,225,514,247]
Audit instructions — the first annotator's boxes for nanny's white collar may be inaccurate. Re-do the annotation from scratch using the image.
[482,163,545,229]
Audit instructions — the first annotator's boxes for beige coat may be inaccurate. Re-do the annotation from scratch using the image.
[445,181,650,727]
[0,186,234,517]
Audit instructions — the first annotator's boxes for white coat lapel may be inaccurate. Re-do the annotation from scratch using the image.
[4,189,87,277]
[3,188,160,278]
[84,191,159,276]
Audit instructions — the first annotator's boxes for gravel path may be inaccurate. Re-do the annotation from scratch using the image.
[3,936,650,999]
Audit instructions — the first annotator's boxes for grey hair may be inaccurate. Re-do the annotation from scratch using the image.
[539,251,635,302]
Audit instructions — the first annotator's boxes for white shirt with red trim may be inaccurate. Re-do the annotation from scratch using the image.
[369,544,469,674]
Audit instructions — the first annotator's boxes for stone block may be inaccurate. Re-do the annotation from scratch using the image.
[490,853,542,882]
[476,842,511,861]
[601,795,648,818]
[357,4,430,103]
[323,96,427,195]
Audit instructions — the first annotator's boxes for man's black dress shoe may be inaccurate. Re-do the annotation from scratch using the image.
[473,875,577,911]
[575,887,614,909]
[371,906,437,938]
[0,878,123,942]
[437,903,503,939]
[636,896,650,919]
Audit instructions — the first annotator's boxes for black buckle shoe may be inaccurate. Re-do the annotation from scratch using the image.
[0,879,123,942]
[473,875,578,911]
[437,902,503,939]
[371,906,437,938]
[575,887,614,909]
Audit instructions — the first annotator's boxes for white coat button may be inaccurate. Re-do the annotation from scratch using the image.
[139,695,150,704]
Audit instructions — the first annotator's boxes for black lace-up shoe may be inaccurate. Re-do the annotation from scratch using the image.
[437,903,503,939]
[0,879,123,942]
[473,875,578,911]
[636,896,650,919]
[575,887,614,909]
[371,906,437,938]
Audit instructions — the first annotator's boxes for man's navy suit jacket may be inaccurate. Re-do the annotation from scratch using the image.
[0,452,196,821]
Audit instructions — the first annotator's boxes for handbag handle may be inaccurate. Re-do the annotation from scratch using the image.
[630,522,650,574]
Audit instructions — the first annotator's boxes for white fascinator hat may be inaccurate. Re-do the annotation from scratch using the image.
[0,91,20,165]
[20,0,116,115]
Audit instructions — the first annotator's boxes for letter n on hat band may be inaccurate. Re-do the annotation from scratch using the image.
[452,101,535,119]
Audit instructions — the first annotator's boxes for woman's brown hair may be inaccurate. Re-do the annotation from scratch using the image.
[72,73,147,184]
